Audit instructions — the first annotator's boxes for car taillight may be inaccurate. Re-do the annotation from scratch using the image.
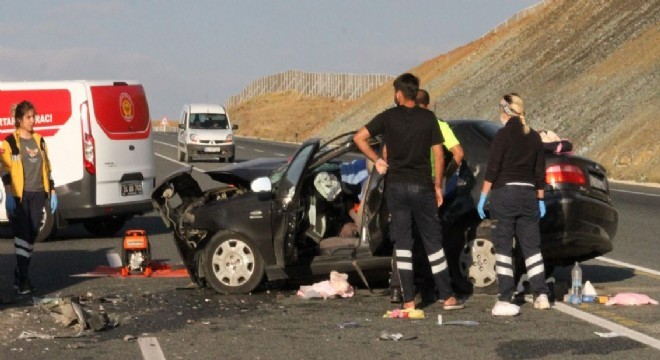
[80,101,96,175]
[546,164,586,185]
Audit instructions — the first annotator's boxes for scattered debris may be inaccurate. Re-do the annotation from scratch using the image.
[595,332,620,338]
[605,293,658,306]
[297,271,354,299]
[439,320,480,326]
[379,330,417,341]
[338,321,360,329]
[18,330,90,340]
[383,308,425,319]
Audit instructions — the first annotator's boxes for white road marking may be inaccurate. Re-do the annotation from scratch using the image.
[138,337,167,360]
[274,153,286,156]
[238,146,245,149]
[154,140,176,149]
[106,251,123,268]
[253,149,264,153]
[155,153,204,173]
[610,188,660,197]
[596,256,660,276]
[553,302,660,350]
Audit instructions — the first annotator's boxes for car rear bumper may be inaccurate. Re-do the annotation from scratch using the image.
[540,190,618,264]
[187,143,234,158]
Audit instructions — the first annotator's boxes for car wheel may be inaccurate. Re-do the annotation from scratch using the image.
[228,155,235,163]
[177,148,184,162]
[204,232,264,294]
[83,216,126,237]
[459,220,498,294]
[35,203,56,243]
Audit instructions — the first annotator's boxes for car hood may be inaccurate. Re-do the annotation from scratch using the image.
[189,128,233,139]
[206,157,287,188]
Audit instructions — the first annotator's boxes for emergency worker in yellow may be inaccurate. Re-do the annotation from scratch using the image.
[1,100,57,294]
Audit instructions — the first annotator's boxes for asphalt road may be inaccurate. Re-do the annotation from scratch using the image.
[0,132,658,359]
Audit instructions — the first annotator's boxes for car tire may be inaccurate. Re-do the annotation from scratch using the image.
[83,216,126,237]
[459,220,499,294]
[35,203,56,243]
[228,155,235,163]
[177,148,184,162]
[203,231,264,294]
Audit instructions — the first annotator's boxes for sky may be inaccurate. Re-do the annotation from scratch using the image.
[0,0,540,120]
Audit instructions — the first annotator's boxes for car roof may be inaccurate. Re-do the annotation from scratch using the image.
[186,103,226,114]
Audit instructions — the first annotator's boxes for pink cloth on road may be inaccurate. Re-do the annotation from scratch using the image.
[605,293,658,306]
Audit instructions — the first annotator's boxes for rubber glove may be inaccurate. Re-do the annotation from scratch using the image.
[50,193,58,214]
[477,192,487,219]
[5,194,16,216]
[539,199,546,218]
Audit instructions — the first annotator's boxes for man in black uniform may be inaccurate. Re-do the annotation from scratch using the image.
[353,73,462,311]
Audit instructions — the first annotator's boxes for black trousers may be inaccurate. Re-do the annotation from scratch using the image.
[10,191,46,280]
[490,185,549,301]
[385,182,452,302]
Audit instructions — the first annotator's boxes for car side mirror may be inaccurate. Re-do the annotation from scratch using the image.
[178,124,185,130]
[232,124,239,130]
[251,177,272,192]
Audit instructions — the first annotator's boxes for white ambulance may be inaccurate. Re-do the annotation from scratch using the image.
[0,80,156,240]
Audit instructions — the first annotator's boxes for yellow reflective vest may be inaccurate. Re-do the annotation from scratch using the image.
[1,131,54,200]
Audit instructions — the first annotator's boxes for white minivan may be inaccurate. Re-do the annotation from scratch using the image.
[0,80,156,240]
[177,103,237,163]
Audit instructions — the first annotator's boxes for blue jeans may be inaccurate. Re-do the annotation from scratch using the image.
[385,182,453,302]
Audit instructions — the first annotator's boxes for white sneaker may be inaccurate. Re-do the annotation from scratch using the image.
[492,301,520,316]
[534,294,551,310]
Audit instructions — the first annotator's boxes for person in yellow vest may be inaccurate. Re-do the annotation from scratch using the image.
[1,100,57,295]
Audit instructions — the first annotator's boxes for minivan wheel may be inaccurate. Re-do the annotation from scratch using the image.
[204,232,264,294]
[459,220,498,294]
[83,216,126,237]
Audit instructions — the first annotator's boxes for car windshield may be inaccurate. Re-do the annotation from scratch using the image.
[190,113,229,129]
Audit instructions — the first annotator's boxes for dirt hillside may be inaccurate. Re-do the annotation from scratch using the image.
[229,0,659,182]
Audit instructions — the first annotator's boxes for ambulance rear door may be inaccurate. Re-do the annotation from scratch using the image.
[85,81,155,207]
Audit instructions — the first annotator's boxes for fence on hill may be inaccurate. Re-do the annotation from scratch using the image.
[225,69,393,107]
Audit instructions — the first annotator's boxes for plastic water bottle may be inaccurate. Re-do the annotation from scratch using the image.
[570,262,583,304]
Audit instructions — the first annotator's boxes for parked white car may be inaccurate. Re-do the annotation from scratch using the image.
[177,103,237,163]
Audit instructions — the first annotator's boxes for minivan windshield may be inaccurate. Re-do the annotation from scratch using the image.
[190,113,229,130]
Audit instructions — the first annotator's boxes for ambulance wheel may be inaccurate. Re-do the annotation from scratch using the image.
[204,232,264,294]
[83,216,126,237]
[35,204,56,243]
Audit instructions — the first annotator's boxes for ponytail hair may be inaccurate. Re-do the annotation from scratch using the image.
[502,93,529,134]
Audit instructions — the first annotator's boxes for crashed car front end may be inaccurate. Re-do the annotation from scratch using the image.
[151,168,249,285]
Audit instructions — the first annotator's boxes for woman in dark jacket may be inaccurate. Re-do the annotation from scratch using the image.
[477,93,550,316]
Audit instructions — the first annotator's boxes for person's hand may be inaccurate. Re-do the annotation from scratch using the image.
[435,186,443,207]
[477,192,487,219]
[374,158,388,175]
[50,193,58,213]
[5,194,16,216]
[538,199,546,218]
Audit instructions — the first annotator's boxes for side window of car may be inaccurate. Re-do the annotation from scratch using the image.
[278,143,317,203]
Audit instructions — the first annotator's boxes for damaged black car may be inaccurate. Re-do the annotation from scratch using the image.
[151,120,618,295]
